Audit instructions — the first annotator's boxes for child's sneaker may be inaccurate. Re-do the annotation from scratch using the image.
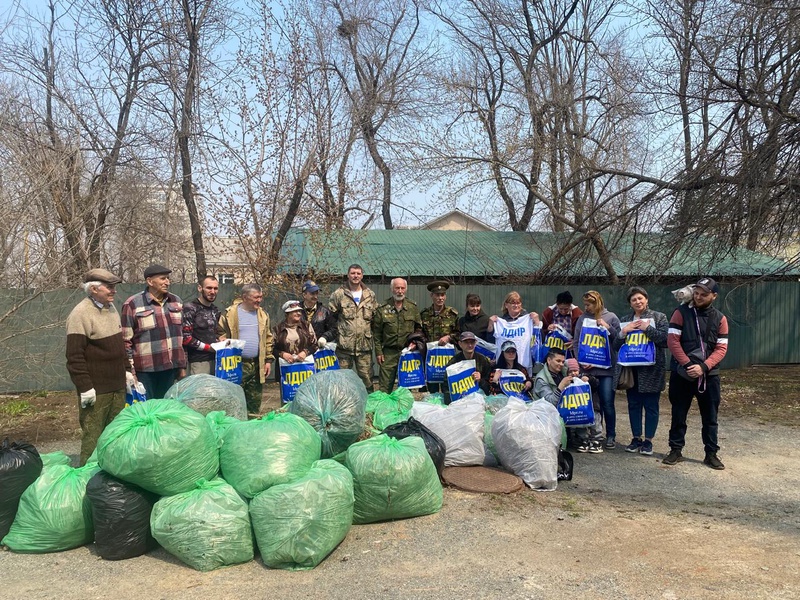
[588,441,604,454]
[640,440,654,455]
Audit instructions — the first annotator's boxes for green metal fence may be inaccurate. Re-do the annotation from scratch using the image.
[1,281,797,393]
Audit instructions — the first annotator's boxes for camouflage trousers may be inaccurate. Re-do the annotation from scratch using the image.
[336,349,374,392]
[241,359,263,417]
[78,388,126,466]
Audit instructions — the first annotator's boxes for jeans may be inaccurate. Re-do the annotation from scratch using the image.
[627,387,660,439]
[596,375,616,439]
[137,370,177,400]
[668,372,721,453]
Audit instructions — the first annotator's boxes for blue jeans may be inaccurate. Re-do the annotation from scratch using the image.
[627,387,660,439]
[137,370,177,400]
[596,375,616,439]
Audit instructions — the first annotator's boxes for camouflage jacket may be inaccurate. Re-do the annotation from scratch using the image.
[372,298,422,355]
[328,285,378,353]
[420,305,460,344]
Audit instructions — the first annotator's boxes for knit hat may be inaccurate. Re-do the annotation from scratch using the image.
[566,358,580,372]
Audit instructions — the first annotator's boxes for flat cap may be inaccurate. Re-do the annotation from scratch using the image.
[83,268,122,285]
[695,277,719,294]
[144,264,172,278]
[427,280,450,293]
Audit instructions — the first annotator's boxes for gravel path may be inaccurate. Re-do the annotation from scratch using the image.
[2,401,799,599]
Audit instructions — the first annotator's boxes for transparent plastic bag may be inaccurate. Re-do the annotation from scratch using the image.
[411,393,486,466]
[165,373,247,420]
[289,370,367,458]
[491,398,562,491]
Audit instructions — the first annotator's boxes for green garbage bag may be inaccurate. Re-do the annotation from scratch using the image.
[250,460,353,570]
[1,461,100,552]
[289,370,367,458]
[206,410,240,444]
[220,412,321,498]
[96,399,219,496]
[367,388,414,430]
[423,392,445,406]
[151,478,253,572]
[345,434,442,524]
[484,411,497,458]
[366,390,392,414]
[165,374,247,420]
[40,451,72,468]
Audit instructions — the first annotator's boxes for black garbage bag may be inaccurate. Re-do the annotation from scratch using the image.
[382,417,446,480]
[86,471,159,560]
[0,438,43,539]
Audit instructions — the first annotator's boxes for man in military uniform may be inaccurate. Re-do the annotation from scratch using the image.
[420,280,460,393]
[328,264,378,390]
[372,277,423,393]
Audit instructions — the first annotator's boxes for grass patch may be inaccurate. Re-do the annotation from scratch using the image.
[0,399,32,417]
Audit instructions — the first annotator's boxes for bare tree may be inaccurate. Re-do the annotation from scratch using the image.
[324,0,427,229]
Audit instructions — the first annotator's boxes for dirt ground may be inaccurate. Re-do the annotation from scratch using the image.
[1,367,799,599]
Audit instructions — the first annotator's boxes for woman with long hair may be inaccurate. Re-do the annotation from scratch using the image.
[573,290,621,448]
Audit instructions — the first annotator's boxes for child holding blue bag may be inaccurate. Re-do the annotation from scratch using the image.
[535,350,603,453]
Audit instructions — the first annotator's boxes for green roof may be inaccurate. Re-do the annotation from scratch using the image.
[278,229,798,279]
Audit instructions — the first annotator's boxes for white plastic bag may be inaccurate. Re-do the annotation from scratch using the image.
[411,393,485,466]
[491,398,562,491]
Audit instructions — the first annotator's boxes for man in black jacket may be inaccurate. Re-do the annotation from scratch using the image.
[182,276,221,375]
[300,280,337,347]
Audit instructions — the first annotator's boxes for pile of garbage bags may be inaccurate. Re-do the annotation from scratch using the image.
[1,369,574,571]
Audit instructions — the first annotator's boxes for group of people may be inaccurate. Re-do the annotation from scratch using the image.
[66,263,729,473]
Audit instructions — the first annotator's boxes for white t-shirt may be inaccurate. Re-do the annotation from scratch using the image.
[494,315,534,370]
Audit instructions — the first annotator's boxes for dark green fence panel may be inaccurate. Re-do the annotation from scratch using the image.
[1,281,797,392]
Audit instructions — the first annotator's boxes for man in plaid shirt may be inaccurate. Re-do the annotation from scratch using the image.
[121,264,187,398]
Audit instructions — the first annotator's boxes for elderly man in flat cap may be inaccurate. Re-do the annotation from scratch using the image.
[420,280,460,393]
[121,264,186,399]
[66,268,133,464]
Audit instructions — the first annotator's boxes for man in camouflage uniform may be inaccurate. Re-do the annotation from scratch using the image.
[373,277,423,393]
[420,280,460,393]
[328,264,378,391]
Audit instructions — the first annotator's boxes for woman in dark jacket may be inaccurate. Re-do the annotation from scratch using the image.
[457,293,495,343]
[611,286,668,456]
[273,300,317,382]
